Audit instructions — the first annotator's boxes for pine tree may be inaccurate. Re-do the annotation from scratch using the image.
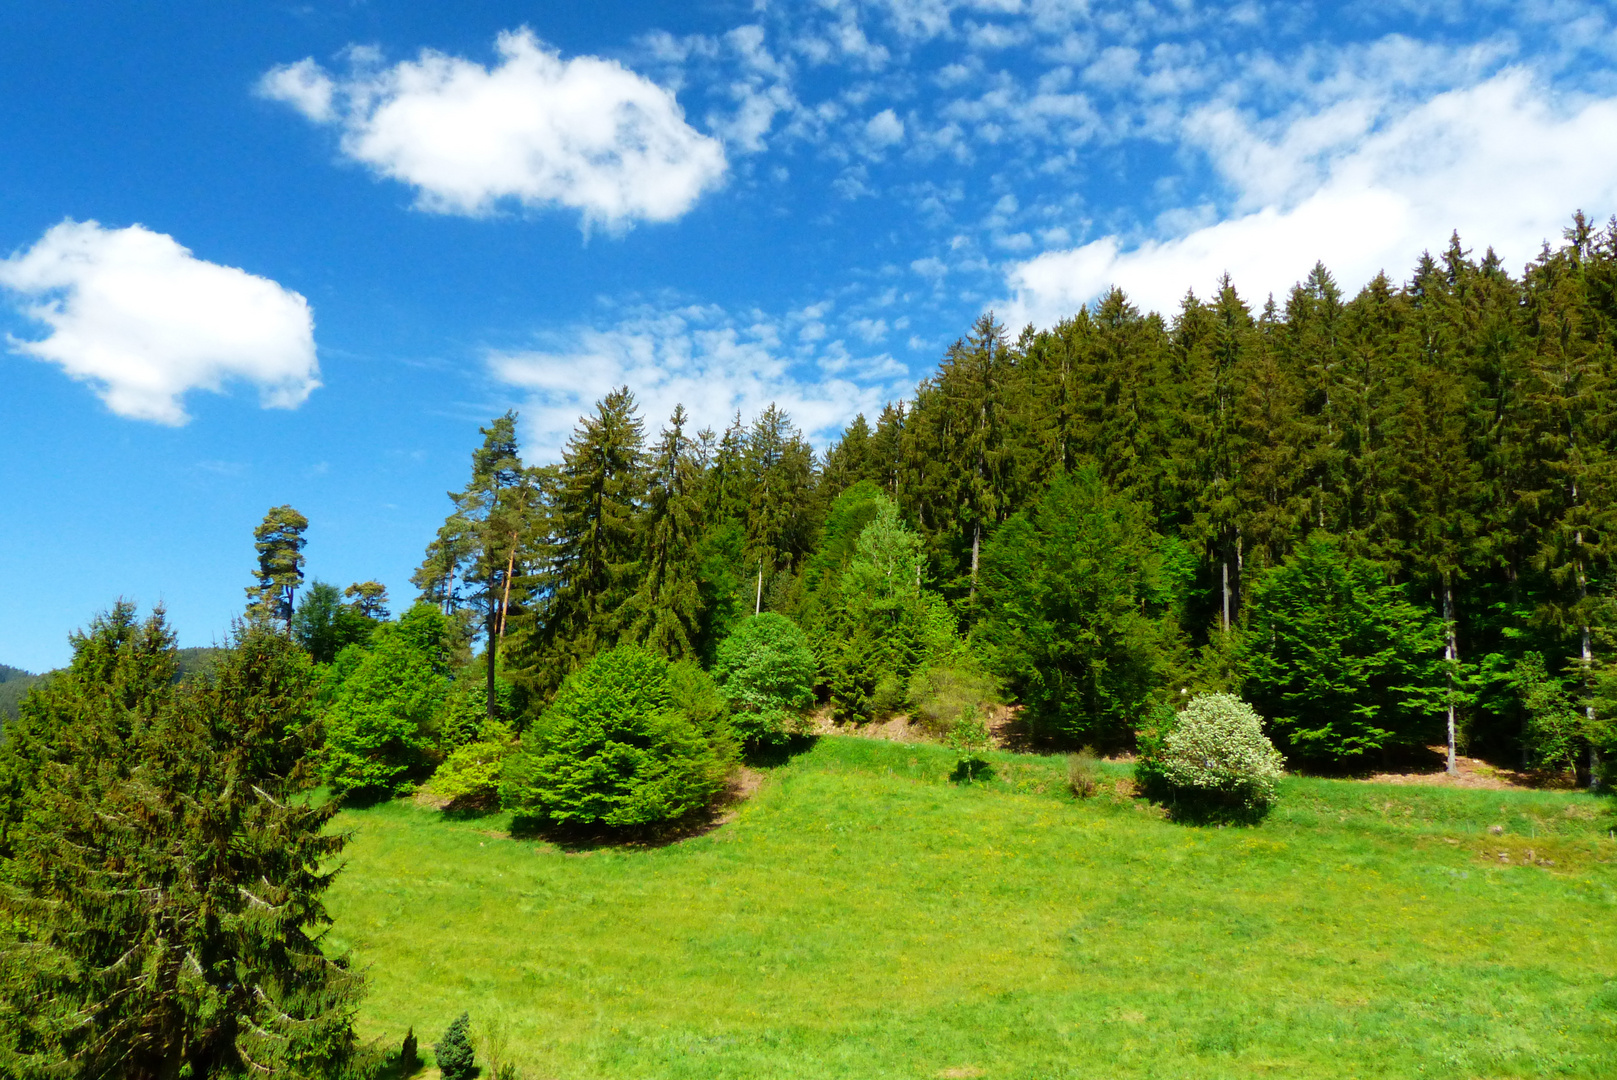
[246,505,309,634]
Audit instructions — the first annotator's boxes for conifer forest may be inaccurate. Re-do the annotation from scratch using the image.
[5,220,1617,1079]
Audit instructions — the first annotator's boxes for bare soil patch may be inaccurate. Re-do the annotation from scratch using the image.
[1361,748,1580,791]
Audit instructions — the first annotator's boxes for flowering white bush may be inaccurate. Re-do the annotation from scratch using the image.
[1160,693,1284,810]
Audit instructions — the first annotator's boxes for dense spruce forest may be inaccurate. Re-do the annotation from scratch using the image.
[357,213,1617,784]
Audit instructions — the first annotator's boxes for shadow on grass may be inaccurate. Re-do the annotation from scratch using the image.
[743,733,820,769]
[507,766,768,852]
[949,757,998,784]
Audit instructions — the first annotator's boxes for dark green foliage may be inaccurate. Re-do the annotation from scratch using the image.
[712,614,817,745]
[500,646,733,828]
[294,579,378,663]
[0,670,42,722]
[0,604,363,1079]
[322,603,454,795]
[1242,534,1445,762]
[976,467,1172,747]
[512,389,646,701]
[401,1028,419,1072]
[433,1013,474,1080]
[813,498,960,720]
[0,663,30,683]
[625,406,706,661]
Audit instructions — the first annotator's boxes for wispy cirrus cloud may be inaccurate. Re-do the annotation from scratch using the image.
[0,220,319,425]
[260,28,728,231]
[487,300,909,459]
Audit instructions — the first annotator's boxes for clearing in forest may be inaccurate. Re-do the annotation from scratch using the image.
[325,736,1617,1080]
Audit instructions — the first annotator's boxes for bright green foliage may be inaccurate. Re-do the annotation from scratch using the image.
[322,603,453,795]
[500,647,732,828]
[1512,652,1590,773]
[293,579,377,663]
[944,704,991,781]
[1143,693,1283,811]
[0,605,363,1079]
[976,467,1171,747]
[1243,534,1445,762]
[430,720,516,805]
[712,614,817,744]
[817,499,961,720]
[434,1012,475,1080]
[246,504,309,633]
[433,663,517,753]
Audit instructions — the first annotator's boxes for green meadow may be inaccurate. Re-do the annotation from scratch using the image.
[325,737,1617,1079]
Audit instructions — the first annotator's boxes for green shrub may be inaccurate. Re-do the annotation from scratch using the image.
[429,719,517,806]
[1242,533,1444,763]
[500,646,733,828]
[434,1013,474,1080]
[320,604,452,795]
[713,613,817,744]
[975,467,1174,748]
[908,665,998,735]
[1146,693,1283,811]
[1067,748,1101,798]
[945,705,992,783]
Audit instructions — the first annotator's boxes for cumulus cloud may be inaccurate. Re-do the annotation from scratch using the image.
[1004,70,1617,324]
[260,28,727,230]
[0,220,319,425]
[486,303,906,459]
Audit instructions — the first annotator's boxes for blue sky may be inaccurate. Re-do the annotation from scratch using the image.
[4,0,1617,671]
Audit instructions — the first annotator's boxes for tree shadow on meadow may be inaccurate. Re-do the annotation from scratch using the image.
[742,733,820,769]
[506,763,773,852]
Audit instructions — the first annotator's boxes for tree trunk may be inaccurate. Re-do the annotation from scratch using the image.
[488,544,517,722]
[755,564,763,616]
[969,520,982,598]
[1443,575,1458,775]
[1583,620,1601,791]
[1221,556,1230,634]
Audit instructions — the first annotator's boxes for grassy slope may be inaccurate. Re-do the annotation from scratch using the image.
[326,738,1617,1079]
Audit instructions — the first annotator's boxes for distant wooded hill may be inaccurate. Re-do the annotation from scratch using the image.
[0,648,224,721]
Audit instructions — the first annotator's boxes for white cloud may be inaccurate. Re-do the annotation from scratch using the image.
[0,220,319,425]
[864,107,906,148]
[260,28,727,230]
[487,303,906,459]
[1004,70,1617,324]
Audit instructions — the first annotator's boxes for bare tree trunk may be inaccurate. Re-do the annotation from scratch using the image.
[755,563,763,616]
[497,544,517,640]
[1221,557,1230,634]
[970,520,982,599]
[1584,620,1601,790]
[1443,575,1458,775]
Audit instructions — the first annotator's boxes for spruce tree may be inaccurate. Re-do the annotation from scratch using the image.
[512,387,647,699]
[0,607,363,1079]
[627,405,706,660]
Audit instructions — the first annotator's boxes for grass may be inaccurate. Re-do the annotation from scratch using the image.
[325,736,1617,1079]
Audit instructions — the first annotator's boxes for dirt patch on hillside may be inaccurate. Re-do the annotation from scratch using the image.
[1359,748,1581,791]
[809,703,1024,748]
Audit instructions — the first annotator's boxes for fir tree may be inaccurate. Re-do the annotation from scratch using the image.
[0,607,363,1079]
